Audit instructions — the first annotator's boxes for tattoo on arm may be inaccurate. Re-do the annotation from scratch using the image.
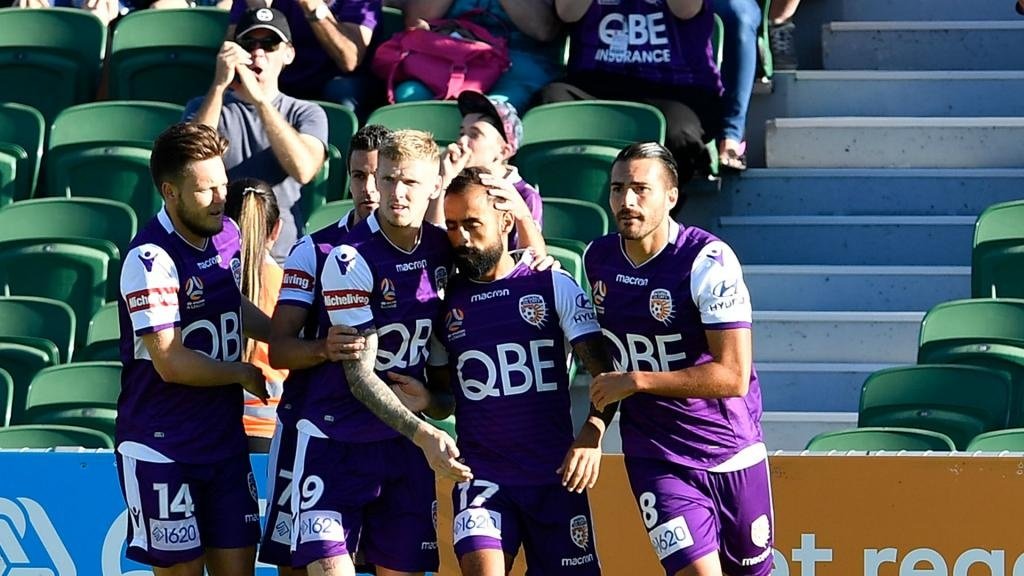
[573,335,620,425]
[342,329,423,439]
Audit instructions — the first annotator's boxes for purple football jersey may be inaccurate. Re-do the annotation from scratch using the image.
[583,221,762,469]
[440,262,601,485]
[274,210,356,426]
[117,209,248,463]
[568,0,722,92]
[299,213,453,442]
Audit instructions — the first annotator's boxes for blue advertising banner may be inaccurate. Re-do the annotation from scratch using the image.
[0,451,273,576]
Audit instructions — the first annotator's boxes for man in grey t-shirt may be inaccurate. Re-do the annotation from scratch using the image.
[185,7,328,262]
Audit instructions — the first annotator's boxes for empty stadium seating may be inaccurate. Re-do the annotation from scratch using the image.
[306,199,355,234]
[806,427,957,452]
[0,103,45,205]
[0,424,112,449]
[22,362,120,443]
[971,200,1024,298]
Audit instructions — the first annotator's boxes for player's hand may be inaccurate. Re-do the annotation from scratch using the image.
[232,64,267,105]
[237,363,270,405]
[524,247,559,272]
[558,421,603,492]
[442,142,473,184]
[387,371,431,413]
[480,174,532,222]
[591,371,639,411]
[414,424,473,482]
[213,42,251,90]
[323,324,366,362]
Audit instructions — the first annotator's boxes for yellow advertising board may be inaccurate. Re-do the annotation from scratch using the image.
[434,454,1024,575]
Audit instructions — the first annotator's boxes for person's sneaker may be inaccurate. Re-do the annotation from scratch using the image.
[769,19,798,70]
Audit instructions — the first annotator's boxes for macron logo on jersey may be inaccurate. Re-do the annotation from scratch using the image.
[323,290,370,311]
[616,273,649,286]
[395,259,427,273]
[470,289,510,303]
[126,287,178,313]
[283,270,315,292]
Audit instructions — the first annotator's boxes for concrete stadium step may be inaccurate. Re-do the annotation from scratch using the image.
[834,0,1020,21]
[822,21,1024,71]
[717,215,975,266]
[745,265,969,311]
[752,311,924,364]
[770,71,1024,118]
[758,362,889,412]
[762,412,859,451]
[765,117,1024,169]
[715,168,1024,217]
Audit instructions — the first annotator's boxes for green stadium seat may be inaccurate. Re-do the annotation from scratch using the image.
[547,245,584,288]
[0,197,137,252]
[520,101,666,149]
[366,101,463,147]
[515,144,619,220]
[306,199,354,234]
[0,8,106,124]
[546,237,588,256]
[0,424,112,449]
[918,298,1024,426]
[0,102,45,203]
[805,427,957,452]
[858,364,1012,450]
[541,198,609,244]
[972,200,1024,298]
[372,6,404,47]
[0,296,76,364]
[0,340,60,426]
[965,428,1024,452]
[0,240,111,349]
[0,367,13,427]
[44,101,183,222]
[108,8,229,105]
[315,100,359,199]
[76,302,121,362]
[23,361,120,443]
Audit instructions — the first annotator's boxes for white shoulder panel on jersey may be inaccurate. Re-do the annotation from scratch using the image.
[121,243,180,335]
[320,243,375,329]
[690,240,752,326]
[552,270,601,343]
[279,235,318,307]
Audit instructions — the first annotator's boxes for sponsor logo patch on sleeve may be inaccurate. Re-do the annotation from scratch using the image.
[282,269,315,292]
[323,289,370,311]
[126,287,178,313]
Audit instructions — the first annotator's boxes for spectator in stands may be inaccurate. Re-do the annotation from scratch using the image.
[399,0,563,113]
[436,90,543,249]
[538,0,723,183]
[1017,0,1023,15]
[715,0,761,171]
[224,178,287,453]
[229,0,382,118]
[185,7,328,264]
[768,0,800,70]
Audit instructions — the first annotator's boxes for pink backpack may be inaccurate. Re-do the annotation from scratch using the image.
[371,14,511,103]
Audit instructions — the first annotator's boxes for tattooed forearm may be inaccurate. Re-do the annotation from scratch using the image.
[342,329,423,440]
[573,334,620,426]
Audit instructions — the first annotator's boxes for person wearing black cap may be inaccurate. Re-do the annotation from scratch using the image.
[186,7,329,266]
[434,91,544,253]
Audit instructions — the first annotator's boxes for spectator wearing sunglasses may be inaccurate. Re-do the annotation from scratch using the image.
[186,7,329,264]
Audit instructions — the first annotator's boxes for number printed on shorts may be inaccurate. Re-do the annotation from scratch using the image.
[639,491,658,528]
[149,516,201,552]
[452,507,502,543]
[299,475,324,511]
[153,483,194,519]
[457,479,500,510]
[648,516,695,560]
[275,468,294,508]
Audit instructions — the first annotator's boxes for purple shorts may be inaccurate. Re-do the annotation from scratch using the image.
[452,479,601,575]
[257,419,297,567]
[624,456,774,576]
[290,423,439,572]
[115,447,260,568]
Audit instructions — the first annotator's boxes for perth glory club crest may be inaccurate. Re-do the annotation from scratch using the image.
[519,294,548,328]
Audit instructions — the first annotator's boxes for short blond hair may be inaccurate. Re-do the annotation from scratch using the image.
[380,129,440,164]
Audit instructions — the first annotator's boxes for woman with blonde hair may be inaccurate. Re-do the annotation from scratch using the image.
[226,177,287,452]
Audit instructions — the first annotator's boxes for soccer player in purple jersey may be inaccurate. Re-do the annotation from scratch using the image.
[258,124,392,575]
[399,167,618,576]
[115,122,272,576]
[585,142,774,576]
[291,130,472,576]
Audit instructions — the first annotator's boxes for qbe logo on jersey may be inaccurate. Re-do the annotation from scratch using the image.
[0,497,75,575]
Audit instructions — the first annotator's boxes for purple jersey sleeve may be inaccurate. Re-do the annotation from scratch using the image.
[552,270,600,345]
[321,244,374,330]
[120,244,181,336]
[229,0,245,23]
[332,0,380,29]
[689,241,752,329]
